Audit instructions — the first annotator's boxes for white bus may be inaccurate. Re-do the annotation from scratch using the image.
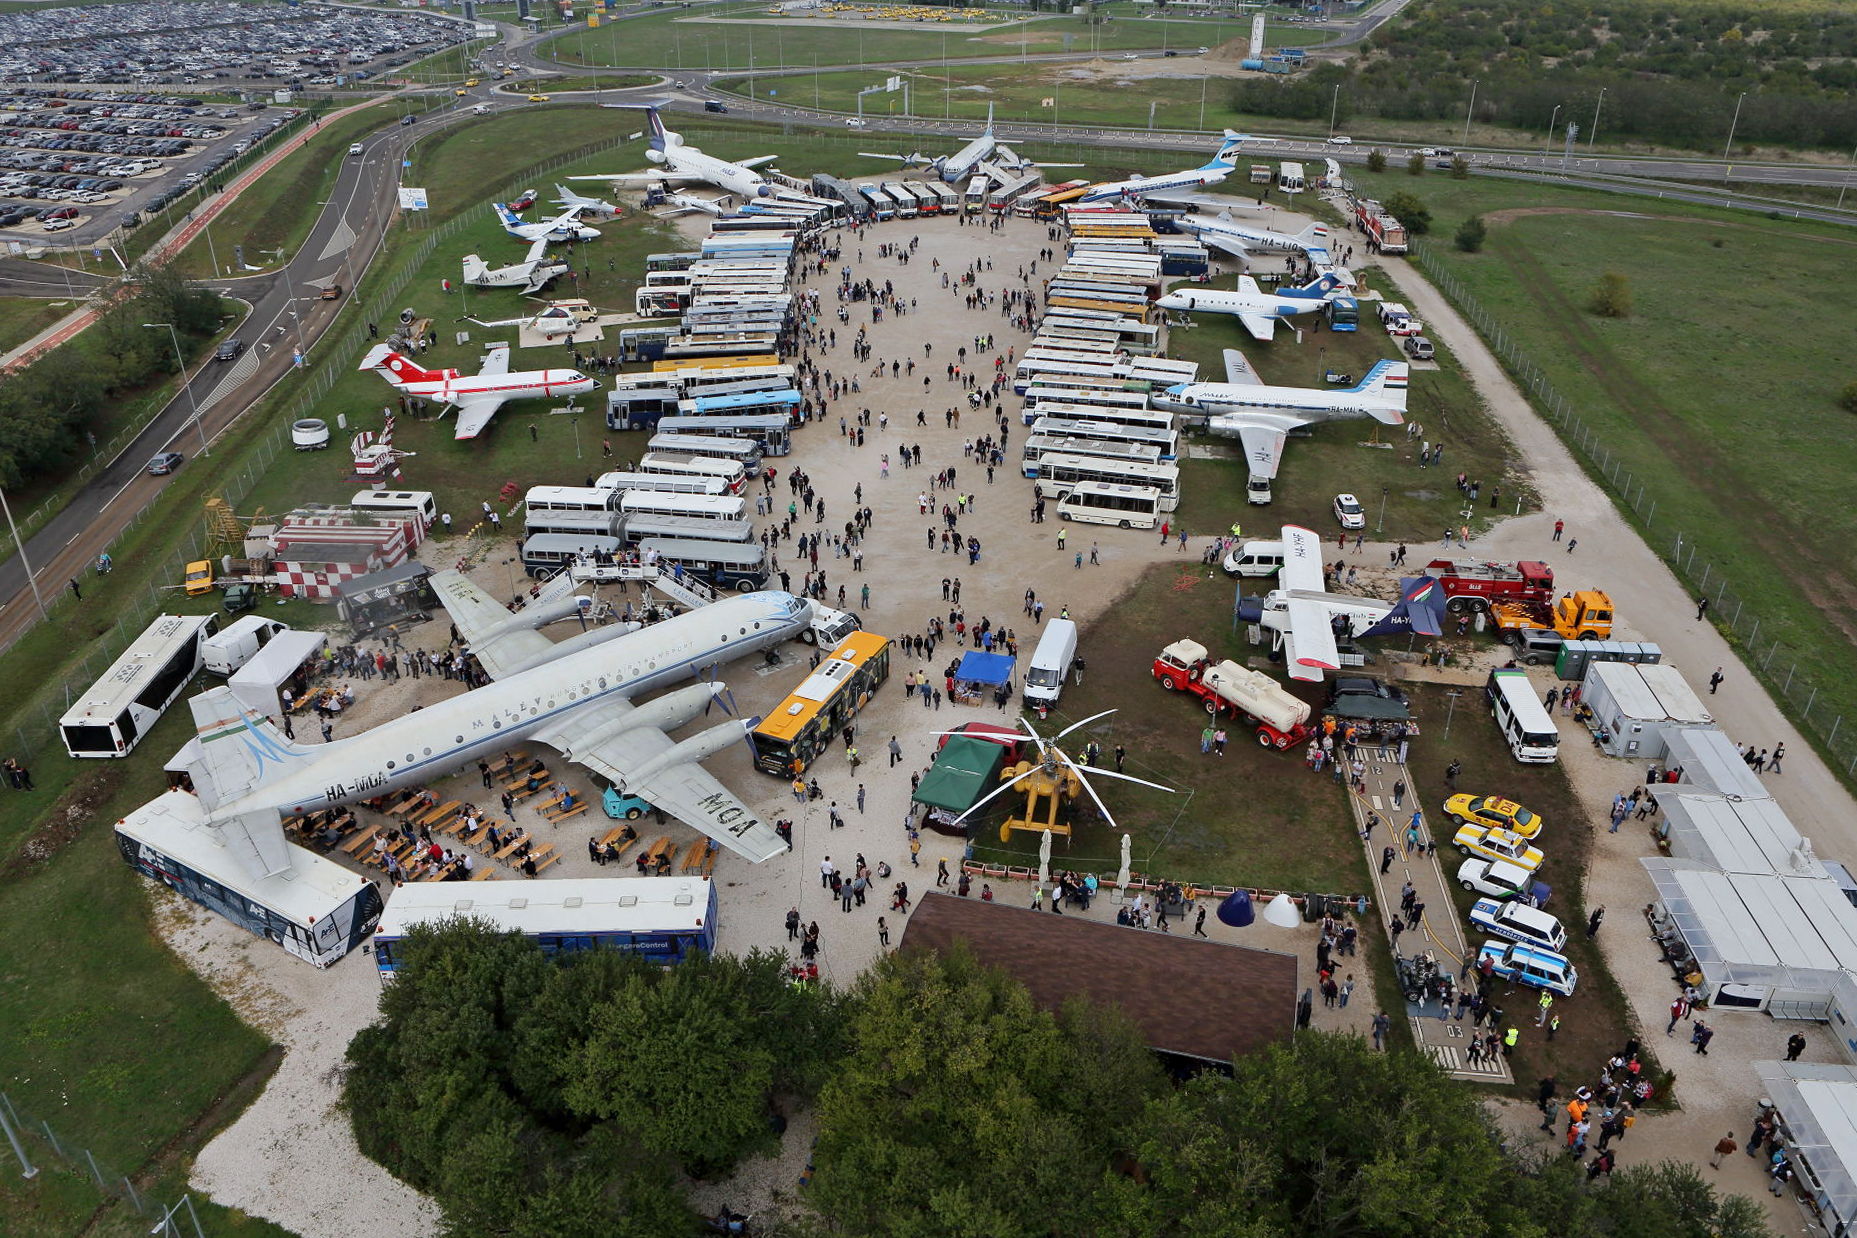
[350,489,437,527]
[118,790,383,968]
[636,452,750,494]
[525,484,618,516]
[1034,452,1181,512]
[1019,383,1153,422]
[1027,401,1173,436]
[903,180,941,214]
[879,182,919,218]
[60,612,219,758]
[617,490,747,523]
[648,432,762,468]
[593,469,728,497]
[1486,668,1560,764]
[1054,480,1162,529]
[1031,415,1179,460]
[1020,433,1163,475]
[1278,160,1307,193]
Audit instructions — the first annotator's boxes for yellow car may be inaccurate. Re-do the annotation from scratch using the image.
[465,78,479,86]
[455,88,468,96]
[183,560,215,597]
[527,93,550,103]
[1453,825,1545,874]
[1445,794,1544,839]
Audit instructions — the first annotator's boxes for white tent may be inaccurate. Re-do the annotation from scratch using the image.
[1658,792,1810,875]
[1661,726,1768,799]
[1753,1060,1857,1234]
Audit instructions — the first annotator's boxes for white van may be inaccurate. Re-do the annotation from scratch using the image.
[1468,898,1567,954]
[1023,618,1078,707]
[1487,668,1560,764]
[201,615,288,676]
[1221,539,1285,578]
[351,489,437,527]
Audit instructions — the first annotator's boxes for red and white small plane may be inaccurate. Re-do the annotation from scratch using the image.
[358,343,598,440]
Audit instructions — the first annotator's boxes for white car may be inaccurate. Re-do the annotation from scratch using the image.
[1456,857,1539,901]
[349,142,364,156]
[844,118,867,128]
[1332,493,1365,529]
[1327,135,1353,145]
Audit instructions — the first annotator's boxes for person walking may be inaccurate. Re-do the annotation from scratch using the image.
[1667,994,1688,1035]
[785,907,801,941]
[878,916,890,948]
[1786,1032,1808,1061]
[1193,905,1208,937]
[1587,906,1605,938]
[1693,1021,1714,1055]
[1711,1132,1738,1169]
[1709,667,1724,694]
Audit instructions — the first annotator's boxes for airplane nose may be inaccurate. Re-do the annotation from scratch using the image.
[754,185,773,198]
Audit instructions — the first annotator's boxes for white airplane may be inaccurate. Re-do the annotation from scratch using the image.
[570,104,778,200]
[1259,525,1397,683]
[551,182,622,222]
[859,104,1081,184]
[1157,349,1406,482]
[1076,131,1249,204]
[657,191,729,217]
[171,582,821,885]
[461,237,570,296]
[1176,211,1337,267]
[465,300,600,340]
[357,343,598,440]
[1157,271,1349,342]
[494,202,602,244]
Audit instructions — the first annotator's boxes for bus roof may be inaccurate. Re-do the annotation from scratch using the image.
[685,389,802,414]
[60,613,216,727]
[755,632,889,742]
[376,876,714,940]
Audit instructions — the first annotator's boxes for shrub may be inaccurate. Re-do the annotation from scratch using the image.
[1455,215,1487,252]
[1590,272,1634,318]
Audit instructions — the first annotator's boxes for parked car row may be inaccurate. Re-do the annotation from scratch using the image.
[1443,791,1581,997]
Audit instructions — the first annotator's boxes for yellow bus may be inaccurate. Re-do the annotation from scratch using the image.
[651,354,780,374]
[750,631,891,775]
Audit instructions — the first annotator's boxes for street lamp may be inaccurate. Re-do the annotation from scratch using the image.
[1544,103,1561,154]
[1722,90,1747,183]
[142,323,208,457]
[1329,83,1341,138]
[0,487,49,621]
[1589,86,1606,149]
[1376,485,1388,534]
[1462,79,1478,144]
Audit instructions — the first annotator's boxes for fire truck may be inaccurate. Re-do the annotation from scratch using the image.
[1353,198,1408,255]
[1152,639,1313,750]
[1423,559,1555,614]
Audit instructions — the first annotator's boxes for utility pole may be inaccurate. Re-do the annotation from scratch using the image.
[0,488,49,621]
[1462,79,1478,144]
[1588,87,1605,148]
[142,322,208,457]
[1544,103,1560,154]
[1722,90,1747,183]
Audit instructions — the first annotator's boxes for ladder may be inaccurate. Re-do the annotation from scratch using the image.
[570,561,716,611]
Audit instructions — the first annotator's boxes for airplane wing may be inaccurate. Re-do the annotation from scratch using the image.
[522,237,551,265]
[1282,598,1341,682]
[1237,313,1279,342]
[452,392,509,440]
[858,151,911,162]
[531,708,788,863]
[1233,422,1288,479]
[737,155,778,169]
[1221,348,1263,386]
[478,345,511,378]
[1279,525,1327,594]
[428,567,586,677]
[1198,231,1256,261]
[568,172,673,186]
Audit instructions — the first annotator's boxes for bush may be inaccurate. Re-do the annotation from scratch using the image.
[1450,154,1470,179]
[1407,152,1425,175]
[1590,272,1634,317]
[1455,215,1487,252]
[1366,148,1387,173]
[1381,191,1432,236]
[1839,380,1857,414]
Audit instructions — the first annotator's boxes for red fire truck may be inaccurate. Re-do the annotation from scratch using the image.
[1152,639,1314,750]
[1423,559,1556,614]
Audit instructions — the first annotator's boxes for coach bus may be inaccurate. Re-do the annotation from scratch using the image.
[372,877,718,977]
[879,182,920,218]
[60,612,219,758]
[1054,480,1163,529]
[1034,452,1181,512]
[859,186,896,221]
[593,470,728,498]
[653,412,793,457]
[1278,161,1307,193]
[617,490,747,524]
[1020,433,1163,475]
[635,538,770,592]
[750,630,892,775]
[635,452,751,494]
[1031,414,1179,460]
[647,432,762,469]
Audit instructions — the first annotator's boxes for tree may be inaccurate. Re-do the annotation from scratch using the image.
[1381,191,1432,235]
[1407,151,1426,175]
[1450,154,1470,179]
[1590,271,1634,317]
[1455,214,1488,252]
[1366,148,1387,173]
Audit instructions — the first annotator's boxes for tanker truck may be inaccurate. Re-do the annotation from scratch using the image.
[1152,638,1314,750]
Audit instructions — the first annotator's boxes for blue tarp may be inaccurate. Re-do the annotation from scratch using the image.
[955,651,1015,687]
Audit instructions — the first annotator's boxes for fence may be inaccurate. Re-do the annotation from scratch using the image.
[0,1090,206,1236]
[1409,240,1857,782]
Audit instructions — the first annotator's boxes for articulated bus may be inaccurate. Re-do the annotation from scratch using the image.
[657,333,781,364]
[1034,451,1180,512]
[643,361,793,385]
[1055,480,1163,529]
[654,412,794,456]
[634,454,750,494]
[373,877,718,978]
[710,215,811,235]
[1020,433,1164,475]
[1031,415,1179,460]
[61,612,219,758]
[750,631,891,775]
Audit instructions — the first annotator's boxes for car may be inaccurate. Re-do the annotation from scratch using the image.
[844,117,867,128]
[1445,794,1545,839]
[464,78,479,87]
[214,338,245,362]
[1327,135,1353,145]
[319,284,342,300]
[400,114,416,127]
[349,142,363,156]
[183,559,215,596]
[455,88,468,96]
[1453,824,1544,873]
[527,93,550,102]
[704,100,728,113]
[147,451,184,475]
[1469,898,1568,953]
[1507,628,1564,666]
[1163,49,1178,57]
[1403,335,1435,361]
[472,104,489,114]
[601,787,653,820]
[1477,940,1577,996]
[1456,857,1549,904]
[1196,45,1210,53]
[1419,147,1456,159]
[1332,492,1365,529]
[1120,52,1138,60]
[42,216,75,231]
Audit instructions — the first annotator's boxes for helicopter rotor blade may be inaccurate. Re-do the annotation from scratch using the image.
[1053,709,1118,740]
[1064,763,1179,795]
[951,765,1040,824]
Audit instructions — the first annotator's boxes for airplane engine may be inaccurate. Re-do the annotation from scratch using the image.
[622,682,724,734]
[477,595,584,644]
[620,718,756,790]
[645,149,667,164]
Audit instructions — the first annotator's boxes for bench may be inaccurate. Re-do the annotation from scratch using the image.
[638,835,671,866]
[459,819,497,849]
[681,842,708,874]
[525,842,558,870]
[435,811,475,838]
[697,842,718,876]
[485,750,529,780]
[510,781,546,803]
[504,767,549,793]
[470,865,498,881]
[530,851,563,876]
[340,823,382,856]
[416,800,460,829]
[493,832,532,864]
[535,793,566,815]
[544,798,588,825]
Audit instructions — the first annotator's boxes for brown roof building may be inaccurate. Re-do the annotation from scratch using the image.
[901,892,1299,1065]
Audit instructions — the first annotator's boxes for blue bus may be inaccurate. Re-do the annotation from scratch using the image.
[371,876,718,978]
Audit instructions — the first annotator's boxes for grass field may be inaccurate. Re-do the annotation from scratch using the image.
[547,2,1261,70]
[0,296,71,356]
[516,72,660,94]
[1344,166,1857,783]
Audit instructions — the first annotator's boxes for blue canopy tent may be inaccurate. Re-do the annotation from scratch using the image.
[953,651,1016,707]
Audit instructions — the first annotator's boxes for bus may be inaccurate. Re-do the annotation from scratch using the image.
[372,877,717,977]
[1019,383,1153,420]
[617,512,754,545]
[879,182,919,218]
[710,215,810,235]
[679,387,802,421]
[644,361,795,387]
[1020,433,1163,474]
[750,631,891,775]
[1278,161,1306,193]
[1034,452,1181,512]
[525,508,621,540]
[989,172,1043,212]
[648,431,762,468]
[522,532,622,576]
[636,452,750,494]
[901,180,939,214]
[61,612,219,758]
[1486,668,1560,764]
[859,186,896,220]
[1030,179,1091,218]
[658,332,782,364]
[927,183,960,214]
[636,538,770,592]
[594,470,728,498]
[1324,296,1360,332]
[645,252,700,273]
[1031,415,1179,460]
[1055,480,1163,529]
[525,484,619,517]
[617,490,747,524]
[961,175,990,213]
[118,790,383,968]
[653,413,793,457]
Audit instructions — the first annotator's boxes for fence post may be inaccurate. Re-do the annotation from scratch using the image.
[0,1097,37,1179]
[1832,716,1844,747]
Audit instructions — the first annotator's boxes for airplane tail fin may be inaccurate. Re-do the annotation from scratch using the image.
[358,343,443,386]
[984,101,995,135]
[462,253,487,282]
[183,688,321,814]
[1297,221,1331,247]
[1351,360,1410,419]
[644,105,676,152]
[1207,129,1247,169]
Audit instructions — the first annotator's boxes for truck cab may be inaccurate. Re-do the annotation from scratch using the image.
[1246,473,1273,505]
[806,602,861,647]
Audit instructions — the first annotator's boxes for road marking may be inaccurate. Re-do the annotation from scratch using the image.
[318,218,357,261]
[199,347,261,410]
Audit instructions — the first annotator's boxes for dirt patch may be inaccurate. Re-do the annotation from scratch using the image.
[1,770,119,877]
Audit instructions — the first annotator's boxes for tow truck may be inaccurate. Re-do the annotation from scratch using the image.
[1152,638,1314,749]
[1424,558,1555,614]
[1491,589,1615,642]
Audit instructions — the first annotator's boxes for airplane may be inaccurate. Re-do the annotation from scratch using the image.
[466,300,601,339]
[1249,526,1442,682]
[551,182,622,222]
[859,103,1082,184]
[495,202,602,244]
[1175,211,1337,268]
[657,191,729,217]
[1075,131,1249,204]
[461,237,571,296]
[171,582,825,886]
[1156,349,1406,483]
[570,103,779,200]
[1156,271,1349,342]
[357,343,598,440]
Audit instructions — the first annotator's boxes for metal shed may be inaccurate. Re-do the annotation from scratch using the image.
[1581,661,1713,760]
[1657,791,1810,875]
[1637,663,1713,726]
[1661,727,1768,799]
[1753,1060,1857,1233]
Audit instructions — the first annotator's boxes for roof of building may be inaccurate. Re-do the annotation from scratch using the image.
[900,892,1298,1063]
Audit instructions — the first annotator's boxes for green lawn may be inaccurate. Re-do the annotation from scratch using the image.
[0,296,70,356]
[547,2,1263,70]
[1346,166,1857,784]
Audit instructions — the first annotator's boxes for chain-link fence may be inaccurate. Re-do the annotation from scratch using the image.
[0,1090,206,1235]
[1409,240,1857,782]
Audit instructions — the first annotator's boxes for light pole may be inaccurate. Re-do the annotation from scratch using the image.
[1722,90,1747,183]
[143,322,208,457]
[1839,142,1857,210]
[1462,79,1478,144]
[1376,485,1388,534]
[1149,98,1159,131]
[1544,103,1560,153]
[0,486,49,621]
[1329,82,1340,138]
[1199,73,1208,131]
[1588,86,1605,149]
